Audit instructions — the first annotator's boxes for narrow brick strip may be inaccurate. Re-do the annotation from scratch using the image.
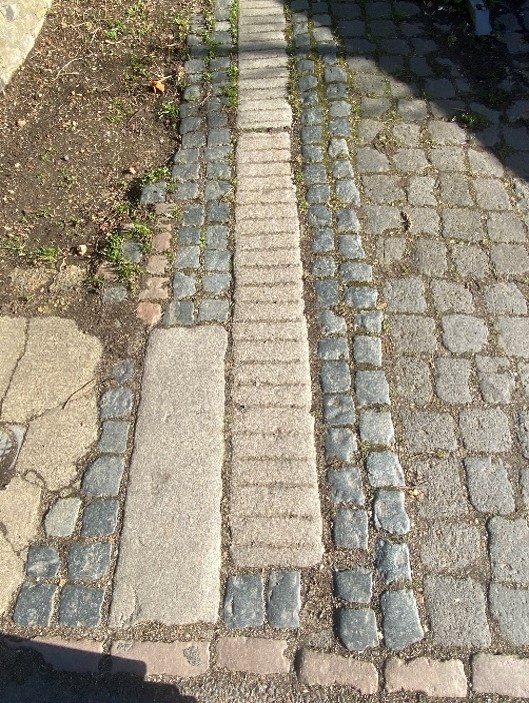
[473,653,529,698]
[385,657,467,698]
[297,649,378,693]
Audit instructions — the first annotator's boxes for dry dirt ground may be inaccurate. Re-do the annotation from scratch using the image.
[0,0,197,357]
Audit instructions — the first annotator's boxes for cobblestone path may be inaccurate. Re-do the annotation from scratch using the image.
[4,0,529,699]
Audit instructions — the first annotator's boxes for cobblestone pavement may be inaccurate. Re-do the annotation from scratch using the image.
[4,0,529,699]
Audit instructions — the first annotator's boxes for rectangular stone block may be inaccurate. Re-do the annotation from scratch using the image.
[238,162,292,178]
[297,650,378,693]
[216,637,289,675]
[235,282,303,303]
[110,328,227,626]
[385,657,467,698]
[238,88,289,103]
[237,148,291,164]
[235,264,302,286]
[230,516,321,546]
[237,177,294,193]
[231,544,323,567]
[231,458,317,485]
[232,432,316,461]
[237,218,299,235]
[232,383,311,408]
[232,320,306,341]
[238,112,293,130]
[238,132,290,150]
[237,235,299,251]
[19,637,103,674]
[236,190,296,206]
[230,485,320,516]
[232,406,314,434]
[233,301,304,322]
[111,640,209,677]
[235,247,300,267]
[473,654,529,697]
[236,203,297,221]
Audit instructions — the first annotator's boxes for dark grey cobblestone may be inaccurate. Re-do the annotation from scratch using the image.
[68,542,112,581]
[14,583,57,626]
[366,451,404,487]
[333,508,368,549]
[97,420,130,454]
[337,607,378,651]
[82,499,119,537]
[59,585,104,627]
[328,467,365,505]
[376,540,411,584]
[381,589,424,650]
[334,568,372,603]
[82,456,125,497]
[224,574,264,628]
[374,490,410,535]
[100,388,133,418]
[267,571,301,628]
[26,546,60,578]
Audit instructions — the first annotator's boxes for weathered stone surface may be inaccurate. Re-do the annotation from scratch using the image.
[14,583,57,626]
[23,637,103,674]
[337,607,378,651]
[460,408,511,452]
[0,535,24,614]
[216,637,289,674]
[1,318,102,424]
[333,508,368,549]
[327,467,365,505]
[59,585,104,627]
[489,584,529,645]
[16,395,98,491]
[26,545,60,578]
[416,458,468,519]
[366,451,404,487]
[268,571,301,628]
[297,649,378,692]
[111,327,227,626]
[422,523,481,571]
[224,574,264,629]
[386,657,467,697]
[0,317,26,398]
[111,640,209,677]
[489,517,529,583]
[473,654,529,697]
[464,457,515,514]
[334,568,372,603]
[376,540,411,584]
[374,490,410,535]
[381,589,424,650]
[0,476,41,551]
[45,497,81,537]
[424,576,491,646]
[401,411,457,452]
[68,542,112,581]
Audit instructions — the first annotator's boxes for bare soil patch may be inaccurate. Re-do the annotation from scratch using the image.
[0,0,196,355]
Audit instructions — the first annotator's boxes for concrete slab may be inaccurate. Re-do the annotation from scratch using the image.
[110,327,227,626]
[0,317,26,399]
[1,317,102,424]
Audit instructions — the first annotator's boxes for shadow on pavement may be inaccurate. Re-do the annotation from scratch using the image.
[0,637,196,703]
